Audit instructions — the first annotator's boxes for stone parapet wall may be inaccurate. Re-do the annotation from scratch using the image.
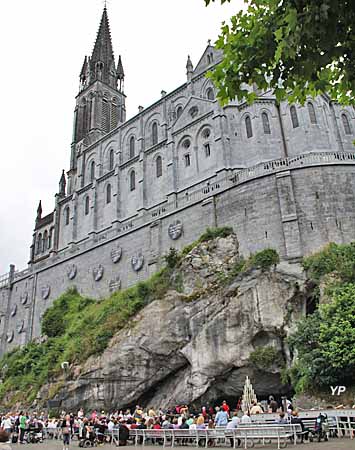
[1,154,355,355]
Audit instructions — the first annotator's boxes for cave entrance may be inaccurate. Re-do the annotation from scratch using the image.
[211,392,294,412]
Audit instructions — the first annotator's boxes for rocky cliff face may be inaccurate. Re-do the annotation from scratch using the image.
[54,234,307,410]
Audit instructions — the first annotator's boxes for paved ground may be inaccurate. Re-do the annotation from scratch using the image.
[9,438,355,449]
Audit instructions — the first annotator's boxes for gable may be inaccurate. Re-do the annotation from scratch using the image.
[172,96,214,134]
[193,45,223,77]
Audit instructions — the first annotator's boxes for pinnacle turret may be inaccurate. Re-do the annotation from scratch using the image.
[186,55,194,82]
[36,200,42,224]
[59,170,66,197]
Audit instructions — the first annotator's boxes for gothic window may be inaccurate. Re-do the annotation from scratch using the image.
[85,196,90,215]
[156,156,162,178]
[262,112,271,134]
[90,161,95,182]
[245,116,253,138]
[102,97,110,133]
[43,231,48,252]
[111,98,118,129]
[204,143,211,157]
[109,149,114,171]
[129,136,135,159]
[176,106,183,119]
[342,113,352,135]
[130,170,136,191]
[37,234,42,254]
[106,184,112,204]
[206,88,215,101]
[308,102,317,124]
[82,100,88,137]
[290,105,299,128]
[207,55,211,64]
[184,154,191,167]
[48,228,53,249]
[152,122,158,145]
[65,206,70,225]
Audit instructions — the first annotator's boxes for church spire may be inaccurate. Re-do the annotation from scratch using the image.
[89,6,117,89]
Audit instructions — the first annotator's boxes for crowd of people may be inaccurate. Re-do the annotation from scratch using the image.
[0,396,302,449]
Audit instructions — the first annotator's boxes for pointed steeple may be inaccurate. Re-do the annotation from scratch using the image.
[36,200,42,224]
[89,6,117,88]
[58,170,66,198]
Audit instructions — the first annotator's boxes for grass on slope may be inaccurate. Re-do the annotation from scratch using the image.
[0,226,280,406]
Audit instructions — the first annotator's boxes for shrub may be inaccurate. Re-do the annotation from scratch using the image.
[249,248,280,271]
[303,242,355,282]
[249,346,284,370]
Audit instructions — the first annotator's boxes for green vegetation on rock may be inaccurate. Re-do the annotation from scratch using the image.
[0,227,237,406]
[250,346,284,370]
[289,242,355,393]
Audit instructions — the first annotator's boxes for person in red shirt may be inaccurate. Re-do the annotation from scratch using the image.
[221,400,230,416]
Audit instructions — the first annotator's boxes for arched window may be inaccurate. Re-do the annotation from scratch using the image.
[152,122,158,145]
[307,102,317,124]
[65,206,70,225]
[262,112,271,134]
[130,170,136,191]
[206,88,215,101]
[245,116,253,138]
[176,106,183,119]
[129,136,135,159]
[156,156,162,178]
[90,161,95,182]
[109,149,114,171]
[290,105,299,128]
[43,231,48,252]
[106,184,111,204]
[48,228,53,249]
[85,196,90,215]
[37,234,42,254]
[342,113,352,135]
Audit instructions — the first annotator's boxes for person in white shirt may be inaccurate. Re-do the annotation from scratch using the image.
[241,412,251,424]
[1,416,12,434]
[226,414,241,448]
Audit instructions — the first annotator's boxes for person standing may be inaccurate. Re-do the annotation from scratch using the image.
[61,415,71,450]
[18,412,27,444]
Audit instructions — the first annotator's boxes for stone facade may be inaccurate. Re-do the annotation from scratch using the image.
[1,7,355,355]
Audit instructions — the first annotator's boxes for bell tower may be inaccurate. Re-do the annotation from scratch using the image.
[70,6,126,171]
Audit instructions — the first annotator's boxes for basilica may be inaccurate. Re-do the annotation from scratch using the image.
[1,7,355,353]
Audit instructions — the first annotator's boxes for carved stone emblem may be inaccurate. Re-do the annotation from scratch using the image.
[109,277,121,293]
[67,264,77,280]
[131,254,144,272]
[41,285,51,300]
[111,246,122,264]
[6,331,14,343]
[168,221,183,240]
[17,320,24,334]
[93,265,104,282]
[21,292,28,305]
[10,305,17,317]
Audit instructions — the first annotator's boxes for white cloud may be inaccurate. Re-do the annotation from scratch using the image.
[0,0,244,274]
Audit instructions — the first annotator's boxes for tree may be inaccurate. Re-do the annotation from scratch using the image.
[288,283,355,392]
[205,0,355,105]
